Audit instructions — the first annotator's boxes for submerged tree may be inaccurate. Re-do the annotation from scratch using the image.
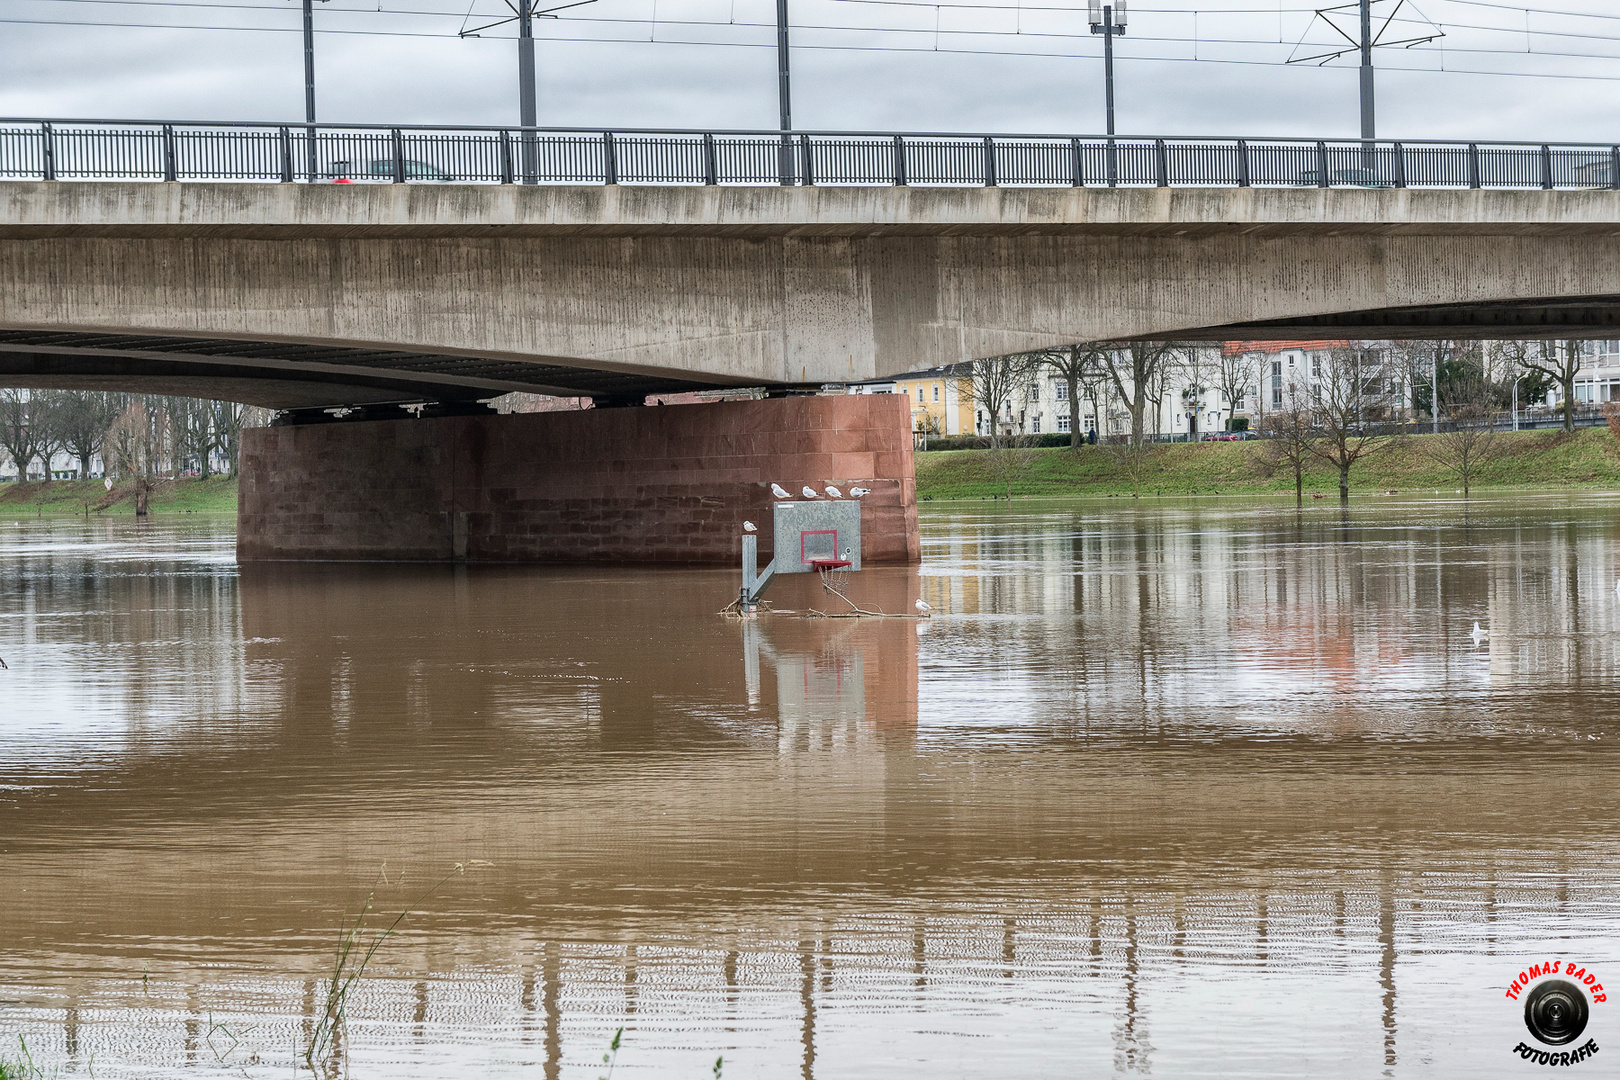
[1256,396,1315,506]
[1307,347,1394,501]
[1425,399,1501,497]
[104,399,172,516]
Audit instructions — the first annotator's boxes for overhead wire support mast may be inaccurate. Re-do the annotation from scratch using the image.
[1087,0,1125,186]
[777,0,793,184]
[293,0,328,181]
[459,0,599,184]
[1287,0,1444,154]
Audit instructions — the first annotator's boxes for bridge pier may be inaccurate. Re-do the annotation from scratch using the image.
[236,394,919,564]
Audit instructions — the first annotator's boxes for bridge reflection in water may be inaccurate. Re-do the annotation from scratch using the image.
[0,499,1618,1077]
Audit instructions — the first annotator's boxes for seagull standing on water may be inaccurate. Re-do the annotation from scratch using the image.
[770,483,792,500]
[801,486,821,499]
[1470,621,1489,645]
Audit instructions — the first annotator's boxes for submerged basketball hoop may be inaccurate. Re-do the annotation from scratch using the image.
[738,500,861,611]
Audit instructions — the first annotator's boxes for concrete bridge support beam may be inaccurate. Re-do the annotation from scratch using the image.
[236,394,919,564]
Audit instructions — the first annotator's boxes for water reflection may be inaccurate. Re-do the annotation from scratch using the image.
[0,497,1618,1077]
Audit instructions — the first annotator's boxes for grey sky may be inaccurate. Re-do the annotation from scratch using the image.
[1,0,1617,141]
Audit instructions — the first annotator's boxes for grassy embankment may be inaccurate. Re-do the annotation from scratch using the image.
[916,426,1620,500]
[0,476,238,518]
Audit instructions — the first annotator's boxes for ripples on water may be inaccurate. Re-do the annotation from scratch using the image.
[1,496,1618,1078]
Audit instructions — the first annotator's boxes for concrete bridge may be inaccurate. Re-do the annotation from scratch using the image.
[3,181,1620,411]
[4,149,1619,563]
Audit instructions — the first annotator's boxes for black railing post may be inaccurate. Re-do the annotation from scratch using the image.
[1154,138,1168,187]
[799,134,815,186]
[1611,146,1620,191]
[1392,142,1406,189]
[162,124,177,182]
[892,135,906,186]
[982,136,997,187]
[1541,144,1554,190]
[778,134,794,186]
[278,126,293,183]
[603,132,618,185]
[1315,141,1330,188]
[499,130,514,185]
[1468,142,1481,189]
[1069,137,1083,187]
[1236,139,1250,188]
[1105,138,1117,187]
[41,122,55,181]
[391,129,406,183]
[703,133,717,186]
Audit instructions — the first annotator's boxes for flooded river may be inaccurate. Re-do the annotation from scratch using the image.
[1,495,1618,1078]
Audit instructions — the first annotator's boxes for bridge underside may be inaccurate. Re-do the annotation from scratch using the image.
[1196,295,1620,342]
[0,329,730,412]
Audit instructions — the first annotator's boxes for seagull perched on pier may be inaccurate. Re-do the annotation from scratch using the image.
[848,487,871,498]
[1470,621,1489,645]
[770,483,792,500]
[742,521,757,533]
[915,599,933,614]
[801,486,821,499]
[824,485,844,499]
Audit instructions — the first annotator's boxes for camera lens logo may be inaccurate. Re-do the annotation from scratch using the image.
[1525,979,1590,1046]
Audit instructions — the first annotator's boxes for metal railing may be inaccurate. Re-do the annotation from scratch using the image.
[2,119,1619,190]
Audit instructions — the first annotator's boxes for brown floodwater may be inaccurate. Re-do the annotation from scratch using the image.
[1,495,1619,1078]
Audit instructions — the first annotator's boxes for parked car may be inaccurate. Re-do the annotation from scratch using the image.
[1294,167,1393,188]
[326,159,454,182]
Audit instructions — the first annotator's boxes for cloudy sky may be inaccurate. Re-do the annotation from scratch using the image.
[2,0,1618,142]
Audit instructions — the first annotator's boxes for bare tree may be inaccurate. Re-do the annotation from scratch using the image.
[170,397,218,477]
[1101,341,1184,447]
[1516,339,1585,433]
[1216,347,1262,433]
[1425,401,1500,497]
[44,390,124,479]
[984,430,1042,500]
[1041,343,1111,449]
[105,399,172,516]
[1178,345,1216,440]
[968,353,1042,449]
[1307,347,1393,501]
[210,400,271,478]
[1255,395,1315,506]
[0,389,51,483]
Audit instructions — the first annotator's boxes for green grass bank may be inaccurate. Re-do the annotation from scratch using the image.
[916,427,1620,500]
[0,476,238,518]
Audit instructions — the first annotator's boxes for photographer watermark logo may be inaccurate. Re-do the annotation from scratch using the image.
[1506,961,1605,1067]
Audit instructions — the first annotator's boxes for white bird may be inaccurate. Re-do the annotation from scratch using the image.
[824,485,844,499]
[848,486,871,498]
[801,486,821,499]
[915,599,933,614]
[742,521,757,533]
[1614,578,1620,597]
[770,483,792,500]
[1470,621,1489,645]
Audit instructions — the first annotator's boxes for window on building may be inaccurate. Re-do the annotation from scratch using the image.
[1058,415,1071,433]
[1028,383,1040,403]
[917,386,924,402]
[1032,416,1041,433]
[933,384,940,402]
[1272,386,1283,407]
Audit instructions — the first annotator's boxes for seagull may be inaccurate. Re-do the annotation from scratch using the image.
[1470,621,1489,645]
[848,487,871,498]
[915,599,933,614]
[825,485,844,499]
[770,483,792,500]
[801,486,821,499]
[742,521,757,533]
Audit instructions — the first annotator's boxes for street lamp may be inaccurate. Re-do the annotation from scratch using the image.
[1088,0,1126,185]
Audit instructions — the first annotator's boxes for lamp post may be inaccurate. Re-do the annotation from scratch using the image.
[1088,0,1126,185]
[1512,373,1525,432]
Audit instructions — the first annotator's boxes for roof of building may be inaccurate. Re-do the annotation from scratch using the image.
[1221,340,1352,357]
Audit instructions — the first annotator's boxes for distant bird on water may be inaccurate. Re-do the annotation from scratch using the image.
[915,599,933,614]
[848,486,871,498]
[742,521,757,533]
[1471,621,1489,645]
[0,656,7,669]
[824,485,844,499]
[801,486,821,499]
[770,483,792,500]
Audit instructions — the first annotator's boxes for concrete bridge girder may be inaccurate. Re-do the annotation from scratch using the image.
[2,183,1620,407]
